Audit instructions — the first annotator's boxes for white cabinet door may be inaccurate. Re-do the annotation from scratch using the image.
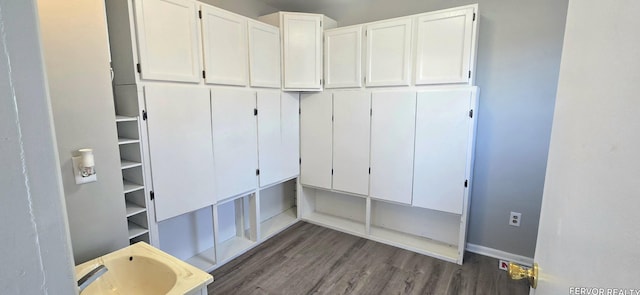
[413,89,472,214]
[333,91,370,195]
[415,7,475,85]
[144,85,214,221]
[281,92,300,180]
[325,26,363,88]
[282,13,322,90]
[134,0,201,82]
[201,4,248,86]
[257,91,281,187]
[211,89,258,201]
[370,91,416,204]
[300,92,332,189]
[248,20,281,88]
[365,18,413,87]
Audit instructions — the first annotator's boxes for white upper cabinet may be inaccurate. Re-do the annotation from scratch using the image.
[144,85,214,221]
[415,7,476,85]
[133,0,202,83]
[211,89,258,202]
[259,12,337,91]
[248,20,281,88]
[299,92,333,189]
[282,13,323,90]
[413,88,474,214]
[369,91,416,204]
[365,18,413,87]
[200,4,248,86]
[257,91,300,187]
[324,26,363,88]
[332,91,371,195]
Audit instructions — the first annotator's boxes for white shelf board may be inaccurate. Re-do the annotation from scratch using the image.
[127,221,149,239]
[116,115,138,122]
[122,180,144,194]
[303,211,366,236]
[217,236,255,264]
[118,137,140,145]
[260,207,298,240]
[369,226,459,263]
[186,246,216,272]
[125,201,146,217]
[120,159,142,170]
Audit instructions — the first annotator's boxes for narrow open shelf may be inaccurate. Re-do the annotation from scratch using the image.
[369,226,459,263]
[260,207,297,240]
[120,159,142,170]
[116,115,137,122]
[217,236,255,263]
[303,212,366,236]
[186,246,216,272]
[123,180,144,193]
[118,137,139,145]
[127,221,149,239]
[125,201,146,217]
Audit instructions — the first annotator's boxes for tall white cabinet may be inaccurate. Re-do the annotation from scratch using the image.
[332,91,371,195]
[413,88,475,214]
[299,92,333,189]
[144,85,215,221]
[369,91,416,204]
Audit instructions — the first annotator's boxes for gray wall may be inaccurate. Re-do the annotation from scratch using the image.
[37,0,129,263]
[0,0,77,293]
[201,0,278,18]
[284,0,569,257]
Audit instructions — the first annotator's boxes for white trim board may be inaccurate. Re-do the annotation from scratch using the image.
[466,243,533,267]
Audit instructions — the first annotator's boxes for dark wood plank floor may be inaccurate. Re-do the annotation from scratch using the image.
[208,222,529,295]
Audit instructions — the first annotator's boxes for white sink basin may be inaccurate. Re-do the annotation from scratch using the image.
[75,242,213,294]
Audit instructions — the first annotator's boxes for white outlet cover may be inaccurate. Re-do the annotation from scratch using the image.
[509,212,522,227]
[499,260,509,271]
[72,156,97,184]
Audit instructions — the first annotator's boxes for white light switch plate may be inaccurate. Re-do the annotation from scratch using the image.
[72,156,97,184]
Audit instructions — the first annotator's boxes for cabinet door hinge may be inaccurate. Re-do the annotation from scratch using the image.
[370,108,372,116]
[364,76,367,84]
[142,110,148,120]
[254,108,258,116]
[365,30,367,37]
[331,169,334,175]
[199,10,202,19]
[256,169,260,176]
[299,158,302,165]
[320,21,322,27]
[150,191,155,201]
[136,63,141,73]
[473,12,476,21]
[468,71,471,79]
[368,167,371,174]
[299,108,301,115]
[320,79,323,86]
[202,70,206,79]
[331,115,334,122]
[469,109,473,118]
[464,180,468,188]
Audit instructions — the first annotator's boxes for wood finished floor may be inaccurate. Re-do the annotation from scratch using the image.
[208,222,529,295]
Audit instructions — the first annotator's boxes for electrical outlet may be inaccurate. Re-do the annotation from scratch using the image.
[499,260,509,271]
[509,212,522,227]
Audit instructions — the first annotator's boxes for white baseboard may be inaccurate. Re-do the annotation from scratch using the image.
[466,243,534,266]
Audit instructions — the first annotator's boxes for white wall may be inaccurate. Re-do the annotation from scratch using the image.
[0,0,77,293]
[37,0,129,263]
[278,0,570,257]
